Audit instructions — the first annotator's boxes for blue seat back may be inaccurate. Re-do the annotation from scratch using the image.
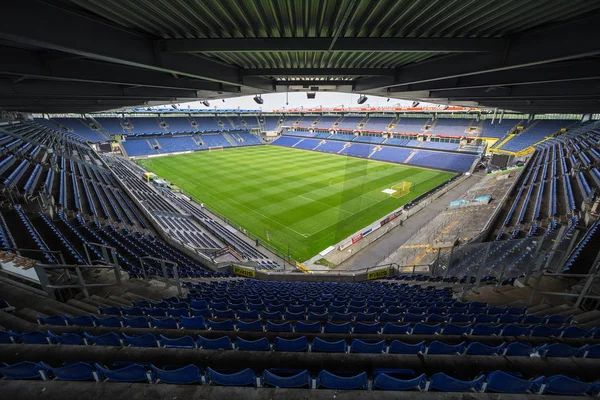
[198,335,232,350]
[237,310,259,319]
[150,364,200,384]
[0,361,43,379]
[179,316,206,330]
[373,372,427,391]
[317,370,368,390]
[466,342,505,355]
[84,332,121,346]
[428,341,465,355]
[152,317,178,329]
[274,336,308,352]
[13,331,50,344]
[208,319,235,331]
[262,369,311,388]
[65,315,96,327]
[325,321,352,333]
[485,370,545,393]
[94,316,122,327]
[296,321,321,333]
[389,340,425,354]
[443,323,471,335]
[543,375,594,395]
[206,367,256,387]
[123,316,150,328]
[354,322,380,334]
[123,333,158,347]
[266,321,293,332]
[472,323,502,336]
[429,372,485,392]
[412,323,441,335]
[42,361,98,381]
[382,322,410,334]
[95,363,150,383]
[159,334,195,349]
[236,337,271,351]
[502,324,531,336]
[48,331,85,345]
[504,342,536,356]
[351,339,386,354]
[37,315,67,326]
[312,337,347,353]
[237,319,263,332]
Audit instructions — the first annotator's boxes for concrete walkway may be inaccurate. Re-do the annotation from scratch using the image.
[335,172,486,270]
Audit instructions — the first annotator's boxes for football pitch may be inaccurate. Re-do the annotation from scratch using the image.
[137,146,455,261]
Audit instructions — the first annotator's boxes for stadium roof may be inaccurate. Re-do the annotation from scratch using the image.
[1,0,599,113]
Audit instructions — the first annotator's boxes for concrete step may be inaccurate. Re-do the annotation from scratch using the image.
[90,295,126,308]
[107,295,132,306]
[532,304,571,316]
[573,310,600,324]
[81,298,113,309]
[0,281,88,316]
[527,303,552,313]
[66,299,99,314]
[120,292,154,302]
[556,307,584,317]
[580,318,600,329]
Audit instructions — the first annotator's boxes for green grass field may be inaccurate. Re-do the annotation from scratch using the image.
[138,146,454,261]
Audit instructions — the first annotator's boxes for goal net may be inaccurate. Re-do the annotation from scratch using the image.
[391,181,412,198]
[208,146,223,152]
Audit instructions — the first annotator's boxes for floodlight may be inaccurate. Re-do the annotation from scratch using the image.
[253,95,264,104]
[357,95,368,104]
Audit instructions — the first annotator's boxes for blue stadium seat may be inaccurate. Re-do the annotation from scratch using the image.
[150,364,201,384]
[442,323,471,335]
[546,314,573,325]
[504,342,536,356]
[427,314,447,323]
[296,321,322,333]
[308,304,326,313]
[83,332,122,346]
[11,331,50,344]
[123,333,159,347]
[427,341,465,355]
[40,361,99,381]
[93,316,122,328]
[206,367,257,387]
[499,314,523,324]
[466,342,505,355]
[451,313,474,323]
[331,312,353,321]
[266,321,293,332]
[561,325,591,338]
[65,315,96,327]
[237,310,259,319]
[308,312,329,321]
[274,336,308,352]
[37,315,67,326]
[179,316,206,330]
[284,311,305,320]
[324,321,352,333]
[380,312,402,322]
[474,314,498,324]
[373,372,427,391]
[542,375,597,395]
[404,313,427,322]
[159,334,196,349]
[412,323,441,335]
[145,308,166,317]
[152,317,178,329]
[120,307,144,316]
[312,337,347,353]
[208,319,235,331]
[531,325,562,337]
[388,340,426,355]
[287,305,305,313]
[47,331,85,345]
[501,324,531,336]
[471,324,503,336]
[353,322,380,334]
[0,361,45,379]
[317,370,368,390]
[191,308,212,318]
[0,330,13,344]
[213,309,236,319]
[123,316,150,329]
[537,343,588,357]
[98,306,121,316]
[95,363,151,383]
[485,371,545,393]
[585,344,600,358]
[237,319,263,332]
[523,314,545,324]
[198,335,233,350]
[168,308,190,318]
[356,312,377,322]
[262,369,311,388]
[261,311,282,320]
[350,339,386,354]
[429,372,485,392]
[236,337,271,351]
[190,299,208,309]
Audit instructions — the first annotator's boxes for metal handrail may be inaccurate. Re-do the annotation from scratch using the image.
[139,256,182,295]
[34,263,122,299]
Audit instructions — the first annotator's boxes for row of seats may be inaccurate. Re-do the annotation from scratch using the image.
[8,329,600,358]
[1,361,598,394]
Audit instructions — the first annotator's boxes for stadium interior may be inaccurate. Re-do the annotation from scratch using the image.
[0,1,600,398]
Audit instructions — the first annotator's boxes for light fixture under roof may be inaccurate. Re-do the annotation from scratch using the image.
[253,95,264,104]
[412,101,420,107]
[201,100,210,107]
[357,94,368,104]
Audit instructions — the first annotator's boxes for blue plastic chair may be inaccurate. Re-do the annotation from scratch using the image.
[504,342,536,356]
[380,312,402,322]
[284,311,305,321]
[287,305,305,313]
[237,319,263,332]
[404,313,427,323]
[332,312,353,321]
[429,372,485,392]
[40,361,98,381]
[474,314,498,324]
[120,307,144,316]
[83,332,122,346]
[236,337,271,351]
[47,331,85,345]
[159,334,196,349]
[237,310,259,319]
[122,316,150,328]
[0,361,44,379]
[350,339,386,354]
[307,312,328,321]
[93,316,122,328]
[546,314,573,325]
[324,321,352,333]
[123,333,159,347]
[561,325,592,338]
[308,304,326,313]
[537,343,588,357]
[262,369,311,388]
[485,371,545,393]
[502,324,531,336]
[261,311,282,320]
[523,314,545,324]
[266,321,293,332]
[98,306,121,316]
[179,316,206,330]
[585,344,600,358]
[356,312,377,322]
[191,308,212,318]
[12,331,50,344]
[198,335,233,350]
[388,340,426,355]
[296,321,322,333]
[427,341,465,355]
[65,315,96,327]
[208,319,235,331]
[451,313,474,323]
[150,364,201,384]
[190,299,208,309]
[213,309,235,319]
[312,337,347,353]
[95,363,151,383]
[382,322,411,334]
[442,323,471,335]
[354,322,380,334]
[152,317,178,329]
[373,372,427,391]
[412,323,441,335]
[531,325,562,337]
[206,367,257,387]
[274,336,308,352]
[471,324,503,336]
[317,370,368,390]
[466,342,505,355]
[37,315,67,326]
[542,375,596,395]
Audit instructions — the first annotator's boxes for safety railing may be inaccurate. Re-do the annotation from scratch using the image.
[34,263,122,300]
[139,256,182,295]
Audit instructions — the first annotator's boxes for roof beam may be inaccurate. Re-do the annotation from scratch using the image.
[0,0,250,88]
[354,12,600,91]
[159,37,505,53]
[387,59,600,94]
[0,46,241,93]
[427,81,600,100]
[243,68,394,77]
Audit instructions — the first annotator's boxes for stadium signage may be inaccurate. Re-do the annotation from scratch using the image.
[233,266,256,278]
[351,233,363,244]
[367,269,390,280]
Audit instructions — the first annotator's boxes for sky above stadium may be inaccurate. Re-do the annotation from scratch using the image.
[172,92,436,112]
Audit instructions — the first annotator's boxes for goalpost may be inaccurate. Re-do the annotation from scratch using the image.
[391,181,413,198]
[208,146,223,152]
